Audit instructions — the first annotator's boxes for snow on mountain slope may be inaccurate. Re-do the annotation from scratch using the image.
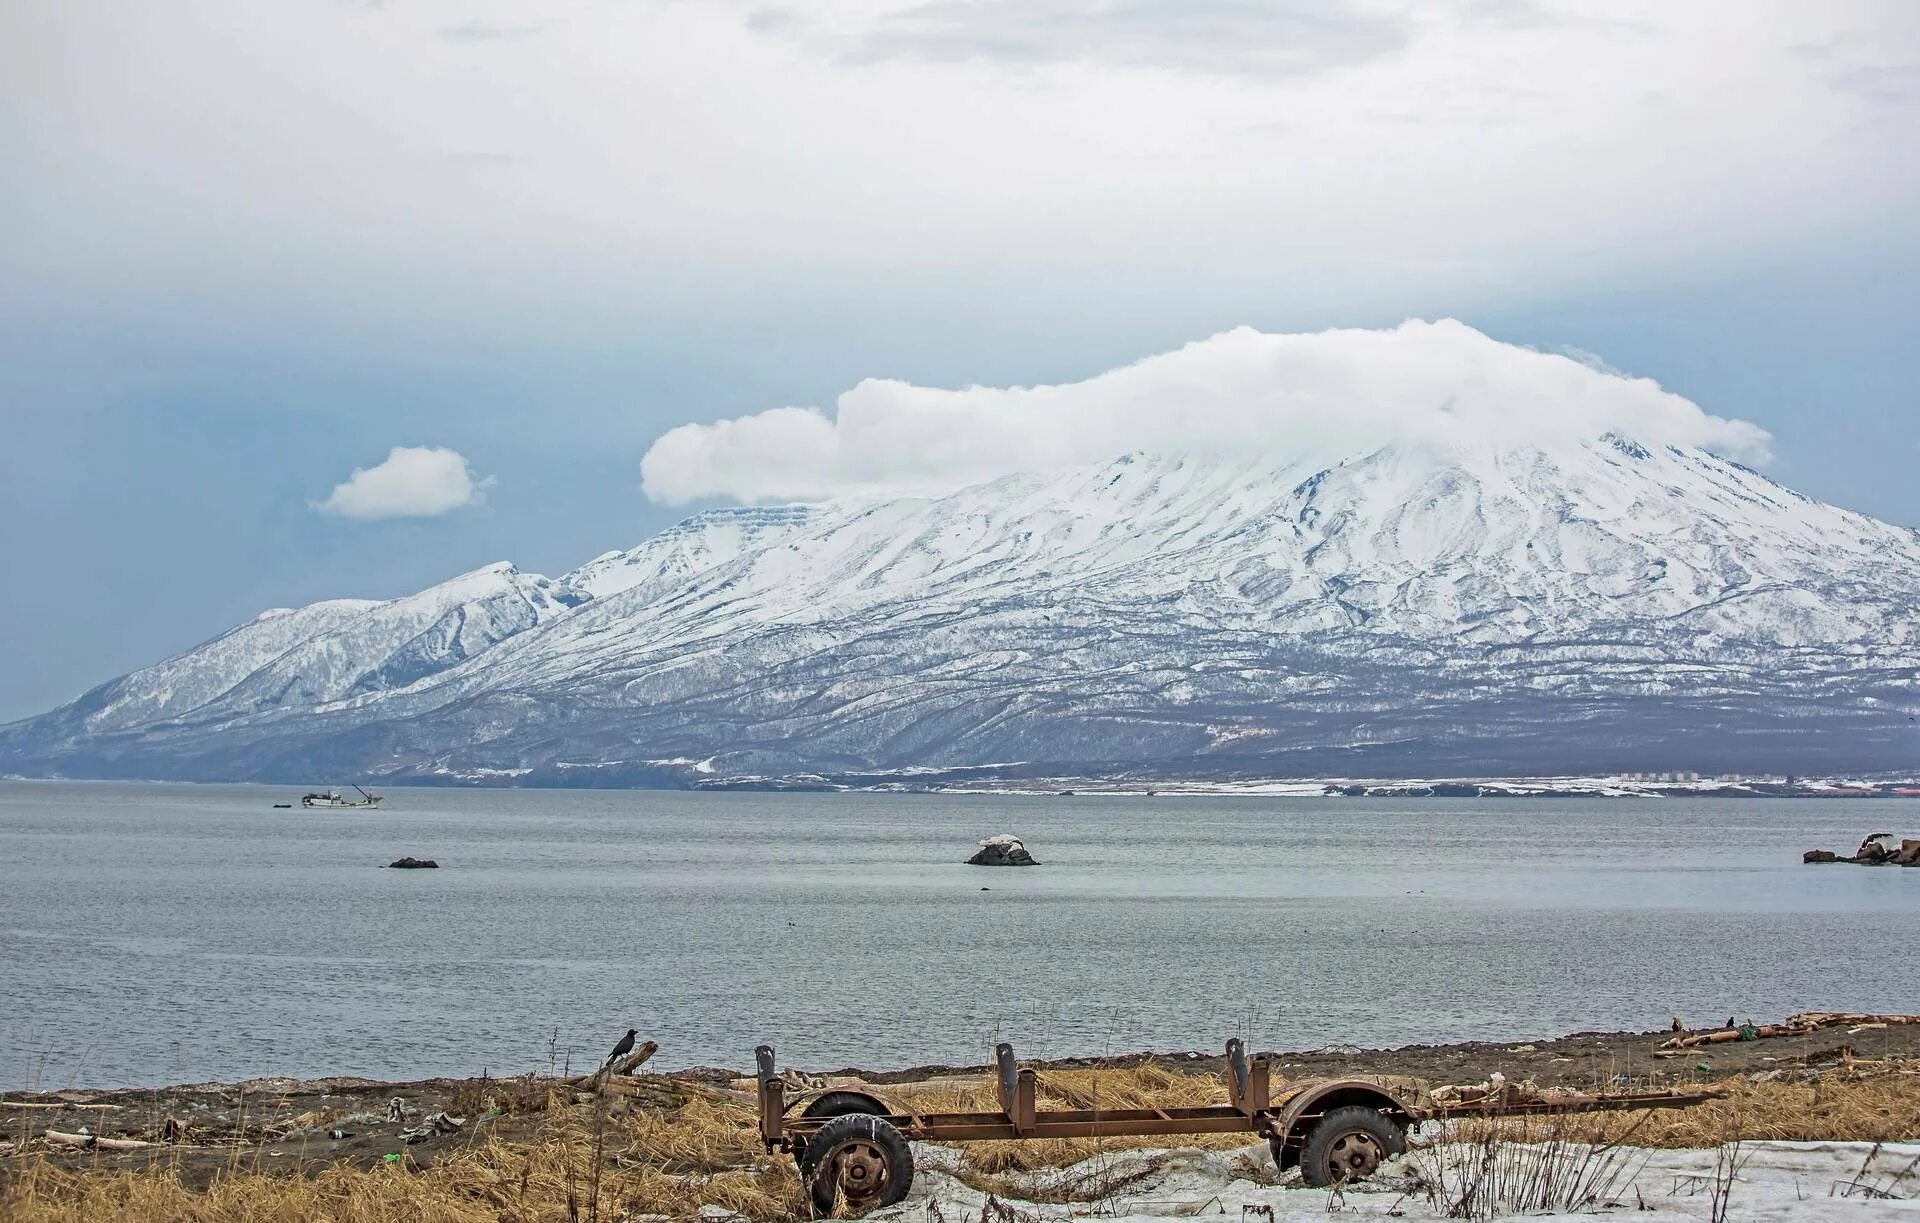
[562,506,818,600]
[442,434,1919,688]
[5,435,1918,782]
[34,563,584,740]
[52,599,384,735]
[196,562,585,715]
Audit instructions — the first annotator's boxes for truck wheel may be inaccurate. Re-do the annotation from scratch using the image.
[1298,1105,1404,1188]
[791,1091,891,1164]
[799,1112,914,1215]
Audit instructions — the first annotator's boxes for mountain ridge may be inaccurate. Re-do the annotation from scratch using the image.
[5,434,1918,784]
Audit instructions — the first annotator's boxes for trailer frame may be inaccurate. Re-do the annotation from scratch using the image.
[756,1040,1717,1214]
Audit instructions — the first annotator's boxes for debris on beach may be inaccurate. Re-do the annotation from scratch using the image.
[399,1112,465,1144]
[386,857,439,869]
[966,834,1038,866]
[566,1040,659,1090]
[1802,832,1920,866]
[42,1129,153,1152]
[1659,1010,1920,1051]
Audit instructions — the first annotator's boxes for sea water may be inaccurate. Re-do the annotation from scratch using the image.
[2,781,1914,1089]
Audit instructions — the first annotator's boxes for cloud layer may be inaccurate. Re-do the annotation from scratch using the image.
[840,0,1407,79]
[640,320,1773,505]
[7,1,1912,340]
[315,447,490,520]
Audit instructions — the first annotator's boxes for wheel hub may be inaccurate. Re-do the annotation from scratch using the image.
[1326,1129,1384,1182]
[829,1139,890,1205]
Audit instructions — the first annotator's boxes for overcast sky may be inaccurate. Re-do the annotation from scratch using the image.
[2,0,1917,720]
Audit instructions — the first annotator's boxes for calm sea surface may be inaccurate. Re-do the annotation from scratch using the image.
[1,780,1915,1090]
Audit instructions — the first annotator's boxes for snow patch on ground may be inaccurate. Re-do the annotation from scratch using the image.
[862,1140,1920,1222]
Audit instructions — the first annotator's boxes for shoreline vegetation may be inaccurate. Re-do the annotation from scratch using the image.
[5,1018,1917,1220]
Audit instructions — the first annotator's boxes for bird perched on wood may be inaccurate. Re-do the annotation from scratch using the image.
[606,1028,638,1066]
[1670,1016,1684,1033]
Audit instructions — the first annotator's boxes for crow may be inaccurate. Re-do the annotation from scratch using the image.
[606,1028,638,1066]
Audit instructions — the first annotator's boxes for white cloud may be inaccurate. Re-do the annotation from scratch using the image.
[314,446,492,520]
[640,319,1773,505]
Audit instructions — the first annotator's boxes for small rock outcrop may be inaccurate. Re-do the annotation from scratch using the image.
[966,834,1037,866]
[1801,833,1919,867]
[387,857,439,869]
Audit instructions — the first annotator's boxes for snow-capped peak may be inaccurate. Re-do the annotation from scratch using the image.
[5,435,1916,782]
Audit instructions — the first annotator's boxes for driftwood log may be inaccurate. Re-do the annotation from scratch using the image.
[0,1100,121,1111]
[566,1040,659,1090]
[1659,1011,1920,1050]
[43,1130,154,1151]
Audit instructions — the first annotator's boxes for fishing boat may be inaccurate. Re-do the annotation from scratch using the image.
[301,784,383,809]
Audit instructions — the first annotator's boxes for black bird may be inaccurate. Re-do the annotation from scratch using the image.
[606,1028,638,1066]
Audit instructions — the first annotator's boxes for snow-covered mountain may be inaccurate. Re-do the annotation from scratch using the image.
[6,435,1918,784]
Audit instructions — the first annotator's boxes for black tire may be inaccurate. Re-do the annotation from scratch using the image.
[800,1090,892,1121]
[791,1091,892,1165]
[1297,1105,1405,1188]
[799,1112,914,1215]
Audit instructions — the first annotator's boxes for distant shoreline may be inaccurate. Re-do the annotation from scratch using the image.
[8,772,1920,798]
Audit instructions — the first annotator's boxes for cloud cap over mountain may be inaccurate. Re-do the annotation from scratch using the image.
[640,320,1773,505]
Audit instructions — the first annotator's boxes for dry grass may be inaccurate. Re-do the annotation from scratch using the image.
[1446,1071,1920,1150]
[4,1065,1916,1221]
[1,1087,807,1223]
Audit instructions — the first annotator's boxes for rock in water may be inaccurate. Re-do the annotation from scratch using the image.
[966,834,1037,866]
[387,857,439,869]
[1802,849,1838,863]
[1856,833,1899,862]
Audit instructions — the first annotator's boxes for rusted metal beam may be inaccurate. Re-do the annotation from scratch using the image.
[785,1110,1267,1142]
[759,1039,1719,1153]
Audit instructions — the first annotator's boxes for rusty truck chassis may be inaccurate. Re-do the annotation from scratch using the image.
[756,1039,1715,1214]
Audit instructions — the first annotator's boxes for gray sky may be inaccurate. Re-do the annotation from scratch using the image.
[2,0,1917,720]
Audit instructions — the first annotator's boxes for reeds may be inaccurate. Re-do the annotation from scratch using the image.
[1,1085,807,1223]
[1550,1073,1920,1149]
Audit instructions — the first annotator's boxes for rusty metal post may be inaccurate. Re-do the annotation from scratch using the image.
[1013,1067,1037,1135]
[1247,1056,1271,1114]
[755,1044,783,1146]
[1226,1038,1249,1113]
